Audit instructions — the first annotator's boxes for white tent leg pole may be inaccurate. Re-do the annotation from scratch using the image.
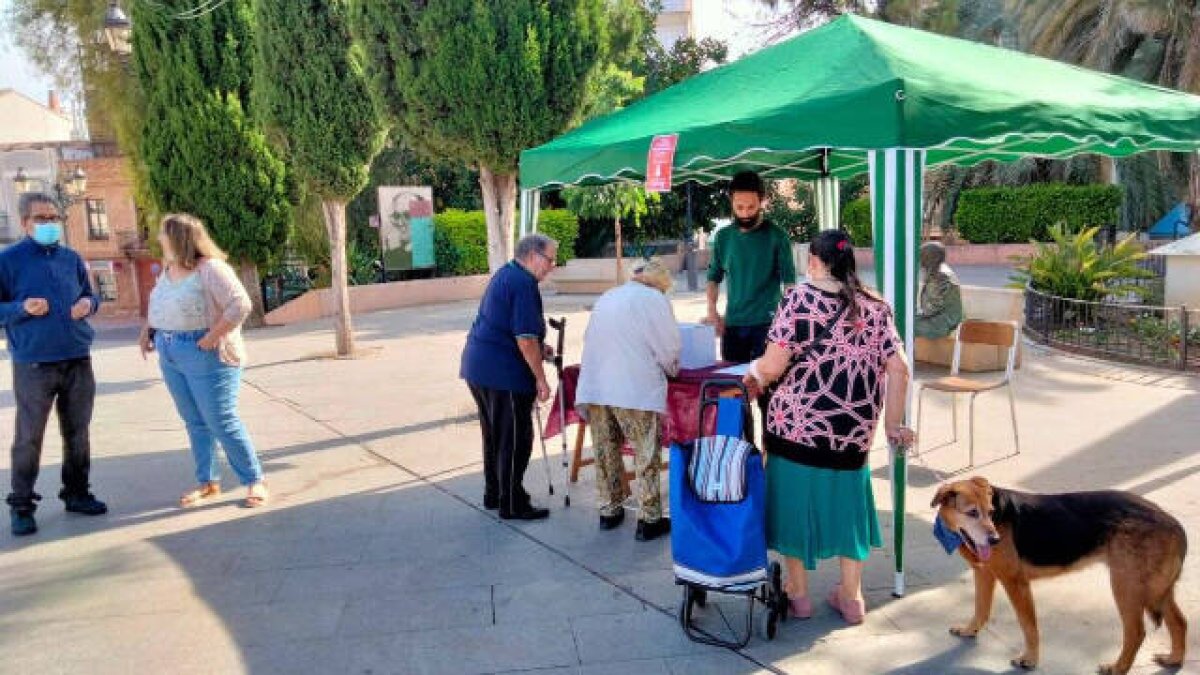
[869,149,925,598]
[531,189,541,234]
[518,190,530,237]
[816,176,840,231]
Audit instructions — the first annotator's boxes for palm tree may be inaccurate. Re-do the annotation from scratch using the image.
[755,1,1195,234]
[1011,0,1200,230]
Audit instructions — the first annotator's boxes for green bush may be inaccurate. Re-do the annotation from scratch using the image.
[433,209,490,276]
[432,209,579,277]
[842,197,872,247]
[1009,224,1151,301]
[956,183,1122,243]
[534,210,579,265]
[433,225,464,278]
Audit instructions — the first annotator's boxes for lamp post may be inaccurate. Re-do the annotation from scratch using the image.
[13,165,89,245]
[103,2,133,57]
[104,0,234,57]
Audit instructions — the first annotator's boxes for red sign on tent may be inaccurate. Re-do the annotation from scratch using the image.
[645,134,678,193]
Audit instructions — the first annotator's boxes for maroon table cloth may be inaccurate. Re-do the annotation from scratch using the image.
[542,363,739,446]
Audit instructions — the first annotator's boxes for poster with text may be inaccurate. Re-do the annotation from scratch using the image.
[378,186,435,271]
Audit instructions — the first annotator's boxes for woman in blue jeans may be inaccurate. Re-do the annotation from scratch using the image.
[139,214,267,508]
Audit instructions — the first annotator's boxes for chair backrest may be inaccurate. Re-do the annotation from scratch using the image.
[951,319,1019,380]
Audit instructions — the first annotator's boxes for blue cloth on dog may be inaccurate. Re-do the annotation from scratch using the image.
[933,515,963,555]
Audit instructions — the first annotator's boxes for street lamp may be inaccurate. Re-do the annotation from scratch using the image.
[13,166,89,245]
[103,0,235,58]
[104,2,133,56]
[63,166,88,200]
[12,167,36,195]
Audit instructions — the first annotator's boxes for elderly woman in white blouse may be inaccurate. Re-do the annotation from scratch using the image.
[575,258,680,542]
[138,214,267,509]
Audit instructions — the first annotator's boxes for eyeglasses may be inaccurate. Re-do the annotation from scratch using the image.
[535,251,556,266]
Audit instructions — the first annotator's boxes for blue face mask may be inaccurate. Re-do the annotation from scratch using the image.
[32,222,63,246]
[932,515,964,555]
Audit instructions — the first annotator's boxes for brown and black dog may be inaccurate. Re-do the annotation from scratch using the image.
[932,477,1187,674]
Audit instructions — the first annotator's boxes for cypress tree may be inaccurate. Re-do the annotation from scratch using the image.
[253,0,387,355]
[132,0,290,321]
[353,0,642,271]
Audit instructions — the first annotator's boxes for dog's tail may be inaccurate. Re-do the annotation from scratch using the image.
[1146,519,1187,628]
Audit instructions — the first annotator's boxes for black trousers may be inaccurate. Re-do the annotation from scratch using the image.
[7,358,96,512]
[720,323,771,363]
[468,383,535,514]
[720,324,771,448]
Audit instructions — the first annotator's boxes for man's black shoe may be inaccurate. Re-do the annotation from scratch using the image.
[63,494,108,516]
[599,511,625,530]
[499,506,550,521]
[10,510,36,536]
[635,517,671,542]
[483,495,500,510]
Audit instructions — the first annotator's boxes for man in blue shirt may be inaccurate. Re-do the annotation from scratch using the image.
[1,192,108,536]
[461,234,558,520]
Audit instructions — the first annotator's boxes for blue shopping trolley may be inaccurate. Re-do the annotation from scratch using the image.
[670,380,786,647]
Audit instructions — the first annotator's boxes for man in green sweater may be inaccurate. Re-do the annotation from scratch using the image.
[705,171,797,363]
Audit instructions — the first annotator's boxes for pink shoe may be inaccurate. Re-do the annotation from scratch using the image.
[787,594,812,619]
[826,586,865,624]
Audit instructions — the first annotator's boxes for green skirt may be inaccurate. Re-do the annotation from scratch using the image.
[765,457,882,570]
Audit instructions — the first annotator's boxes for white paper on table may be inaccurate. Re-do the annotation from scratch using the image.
[713,363,750,376]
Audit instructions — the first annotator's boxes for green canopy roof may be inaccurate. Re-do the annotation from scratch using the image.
[520,14,1200,189]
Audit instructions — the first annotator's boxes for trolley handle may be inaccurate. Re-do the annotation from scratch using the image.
[696,378,751,440]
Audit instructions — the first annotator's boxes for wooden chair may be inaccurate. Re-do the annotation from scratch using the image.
[915,319,1021,468]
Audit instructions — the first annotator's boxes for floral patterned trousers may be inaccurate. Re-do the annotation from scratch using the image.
[583,404,663,522]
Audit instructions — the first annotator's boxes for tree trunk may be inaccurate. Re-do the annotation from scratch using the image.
[479,166,517,272]
[321,199,355,356]
[1099,156,1120,242]
[1190,152,1200,232]
[238,259,265,328]
[614,215,623,281]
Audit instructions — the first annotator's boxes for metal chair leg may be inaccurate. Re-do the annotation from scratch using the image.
[1006,385,1020,456]
[950,393,958,442]
[914,386,924,459]
[968,393,977,468]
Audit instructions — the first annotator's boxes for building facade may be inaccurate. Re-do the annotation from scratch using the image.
[63,156,152,319]
[1,88,153,319]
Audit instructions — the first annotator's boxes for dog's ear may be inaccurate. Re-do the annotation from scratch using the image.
[931,484,955,508]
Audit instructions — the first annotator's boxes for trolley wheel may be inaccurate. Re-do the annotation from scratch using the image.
[769,561,787,622]
[758,603,779,640]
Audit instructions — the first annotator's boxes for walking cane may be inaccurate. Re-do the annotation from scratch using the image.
[548,317,571,507]
[533,405,555,497]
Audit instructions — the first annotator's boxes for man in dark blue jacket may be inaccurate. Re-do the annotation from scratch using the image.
[460,234,558,521]
[1,192,108,536]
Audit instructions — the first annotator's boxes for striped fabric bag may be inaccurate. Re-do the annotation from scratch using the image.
[687,435,755,503]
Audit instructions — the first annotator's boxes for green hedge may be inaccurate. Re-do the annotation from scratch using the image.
[433,209,579,276]
[535,210,579,265]
[956,183,1122,243]
[842,197,872,247]
[434,209,490,275]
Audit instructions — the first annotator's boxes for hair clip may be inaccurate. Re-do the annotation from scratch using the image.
[836,240,848,251]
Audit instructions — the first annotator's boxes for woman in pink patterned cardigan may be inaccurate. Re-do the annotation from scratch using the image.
[744,230,914,625]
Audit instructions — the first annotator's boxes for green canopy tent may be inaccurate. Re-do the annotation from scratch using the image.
[519,14,1200,596]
